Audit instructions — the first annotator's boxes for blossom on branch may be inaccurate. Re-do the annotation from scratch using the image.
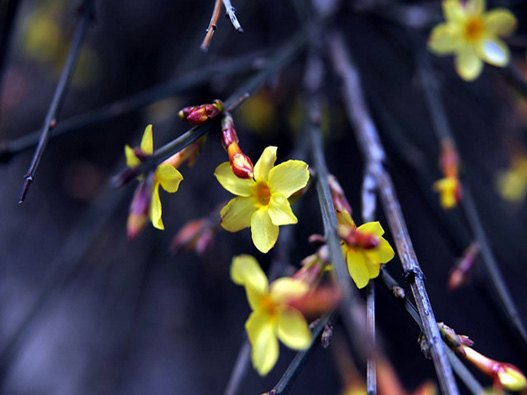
[428,0,517,81]
[215,146,309,253]
[231,255,311,375]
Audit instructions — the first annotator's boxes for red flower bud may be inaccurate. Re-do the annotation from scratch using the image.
[178,100,224,125]
[127,175,154,240]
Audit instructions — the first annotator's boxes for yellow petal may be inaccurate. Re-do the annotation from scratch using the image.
[428,24,461,55]
[269,277,309,303]
[356,221,385,237]
[150,182,164,230]
[251,208,279,253]
[215,162,255,197]
[268,160,309,198]
[156,164,183,193]
[346,248,370,289]
[141,124,154,155]
[231,255,268,310]
[365,238,395,264]
[125,145,140,168]
[277,307,311,350]
[254,146,277,183]
[477,37,509,66]
[434,178,458,208]
[468,0,485,16]
[443,0,465,23]
[268,193,297,226]
[455,47,483,81]
[246,311,279,376]
[484,9,517,36]
[220,197,258,232]
[336,210,355,227]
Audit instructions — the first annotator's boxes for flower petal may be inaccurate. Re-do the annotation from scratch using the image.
[366,238,395,264]
[268,160,309,198]
[268,194,297,226]
[251,208,279,253]
[220,197,258,232]
[484,9,517,36]
[477,37,509,66]
[156,164,183,193]
[141,124,154,155]
[149,182,164,230]
[215,162,255,197]
[346,248,370,289]
[443,0,465,23]
[269,278,309,303]
[356,221,385,237]
[231,255,268,310]
[455,47,483,81]
[125,145,140,168]
[277,307,311,350]
[246,311,279,376]
[428,24,461,55]
[468,0,485,16]
[254,146,277,183]
[336,210,355,227]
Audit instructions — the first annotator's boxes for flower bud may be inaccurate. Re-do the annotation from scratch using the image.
[171,218,216,256]
[127,175,154,240]
[229,146,254,179]
[178,99,224,125]
[329,175,352,215]
[448,242,479,291]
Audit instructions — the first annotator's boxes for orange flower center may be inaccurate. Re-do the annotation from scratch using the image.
[464,17,484,41]
[260,295,278,317]
[254,182,271,206]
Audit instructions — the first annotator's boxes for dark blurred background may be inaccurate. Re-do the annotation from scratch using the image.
[0,0,526,394]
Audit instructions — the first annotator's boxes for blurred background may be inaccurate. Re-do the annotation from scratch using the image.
[0,0,526,394]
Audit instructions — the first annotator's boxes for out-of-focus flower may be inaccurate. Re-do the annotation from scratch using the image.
[448,242,479,291]
[434,140,462,209]
[171,218,217,256]
[231,255,311,375]
[178,100,223,125]
[125,125,183,237]
[215,146,309,253]
[428,0,517,81]
[337,211,395,289]
[496,155,527,203]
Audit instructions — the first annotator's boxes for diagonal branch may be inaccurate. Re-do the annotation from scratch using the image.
[19,0,96,204]
[329,31,458,395]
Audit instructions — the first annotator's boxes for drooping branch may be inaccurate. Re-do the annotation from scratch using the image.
[19,0,96,204]
[329,31,458,395]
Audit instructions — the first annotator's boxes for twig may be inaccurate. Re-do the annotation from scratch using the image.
[222,0,243,33]
[201,0,223,51]
[0,0,21,123]
[379,270,485,395]
[0,51,266,164]
[112,31,307,187]
[416,53,527,347]
[329,31,458,395]
[18,0,96,204]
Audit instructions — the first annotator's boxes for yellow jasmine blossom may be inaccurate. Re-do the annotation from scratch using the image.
[496,156,527,202]
[428,0,517,81]
[433,176,462,209]
[231,255,311,375]
[125,125,183,230]
[215,146,309,253]
[337,211,395,289]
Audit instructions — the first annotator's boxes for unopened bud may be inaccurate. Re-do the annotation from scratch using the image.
[178,99,224,125]
[440,139,460,179]
[329,175,352,215]
[220,113,239,149]
[171,218,216,256]
[438,322,474,350]
[448,242,479,291]
[230,150,254,179]
[127,174,154,240]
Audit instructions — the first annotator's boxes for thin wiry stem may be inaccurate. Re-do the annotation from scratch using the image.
[416,53,527,347]
[19,0,96,204]
[201,0,223,51]
[222,0,243,33]
[329,31,458,395]
[112,31,307,187]
[0,0,21,120]
[379,270,485,395]
[0,51,266,164]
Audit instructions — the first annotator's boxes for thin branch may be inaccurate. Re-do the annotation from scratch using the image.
[0,51,266,164]
[222,0,243,33]
[201,0,223,51]
[329,31,458,395]
[19,0,96,204]
[416,53,527,347]
[379,270,485,395]
[112,31,307,187]
[0,0,21,121]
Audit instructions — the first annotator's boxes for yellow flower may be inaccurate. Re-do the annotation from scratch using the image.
[428,0,517,81]
[125,125,183,230]
[433,176,462,209]
[337,211,395,289]
[215,146,309,253]
[496,156,527,202]
[231,255,311,375]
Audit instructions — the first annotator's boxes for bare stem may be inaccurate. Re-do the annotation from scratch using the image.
[112,31,307,187]
[222,0,243,33]
[201,0,223,51]
[416,53,527,347]
[18,0,96,204]
[329,31,458,395]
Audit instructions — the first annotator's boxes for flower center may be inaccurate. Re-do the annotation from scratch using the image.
[260,295,278,317]
[254,182,271,206]
[464,17,484,41]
